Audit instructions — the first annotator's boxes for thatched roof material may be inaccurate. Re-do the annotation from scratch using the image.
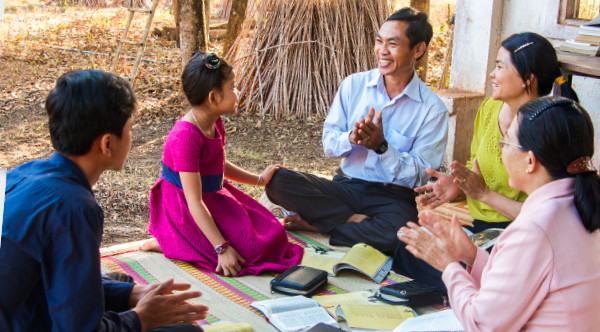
[227,0,390,119]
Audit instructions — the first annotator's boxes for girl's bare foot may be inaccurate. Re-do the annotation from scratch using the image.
[282,214,319,232]
[347,214,368,223]
[139,238,163,252]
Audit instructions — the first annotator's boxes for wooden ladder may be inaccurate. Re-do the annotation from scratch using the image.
[110,0,160,85]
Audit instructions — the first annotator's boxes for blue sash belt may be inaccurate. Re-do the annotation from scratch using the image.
[161,162,223,193]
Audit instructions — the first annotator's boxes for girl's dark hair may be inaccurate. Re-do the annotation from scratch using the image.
[501,32,579,102]
[386,7,433,60]
[181,52,233,106]
[46,69,136,155]
[517,96,599,232]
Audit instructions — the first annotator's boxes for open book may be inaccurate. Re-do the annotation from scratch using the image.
[393,309,464,332]
[301,243,392,283]
[314,290,388,317]
[336,304,415,331]
[250,296,339,332]
[464,228,504,250]
[203,321,254,332]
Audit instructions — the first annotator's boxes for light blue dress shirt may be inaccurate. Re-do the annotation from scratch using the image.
[323,69,449,188]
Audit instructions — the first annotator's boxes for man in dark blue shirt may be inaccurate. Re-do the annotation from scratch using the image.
[0,70,208,331]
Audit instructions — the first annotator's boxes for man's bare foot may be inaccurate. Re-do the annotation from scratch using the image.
[347,214,368,223]
[139,238,163,253]
[282,214,319,232]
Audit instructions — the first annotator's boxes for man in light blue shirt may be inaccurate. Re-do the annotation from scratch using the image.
[266,8,448,254]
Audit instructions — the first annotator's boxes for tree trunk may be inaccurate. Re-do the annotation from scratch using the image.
[178,0,209,67]
[411,0,430,82]
[222,0,248,55]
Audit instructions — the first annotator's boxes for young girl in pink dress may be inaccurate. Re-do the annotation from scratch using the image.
[142,52,303,276]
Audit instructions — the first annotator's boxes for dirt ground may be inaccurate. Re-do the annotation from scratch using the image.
[0,1,452,247]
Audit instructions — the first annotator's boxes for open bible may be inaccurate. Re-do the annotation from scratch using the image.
[251,296,339,332]
[301,243,392,283]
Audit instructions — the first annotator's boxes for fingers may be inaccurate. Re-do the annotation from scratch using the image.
[168,290,203,304]
[375,111,383,127]
[151,278,175,295]
[414,183,433,193]
[366,107,375,123]
[169,282,192,292]
[472,158,481,174]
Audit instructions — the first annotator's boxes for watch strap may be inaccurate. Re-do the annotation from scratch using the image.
[215,241,230,254]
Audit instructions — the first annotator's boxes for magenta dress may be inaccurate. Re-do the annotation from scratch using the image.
[149,117,303,275]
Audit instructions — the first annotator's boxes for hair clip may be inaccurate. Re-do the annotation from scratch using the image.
[528,98,574,121]
[567,156,597,174]
[514,41,534,53]
[205,53,220,70]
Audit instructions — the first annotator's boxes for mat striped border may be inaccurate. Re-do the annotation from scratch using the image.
[101,255,219,325]
[101,232,419,323]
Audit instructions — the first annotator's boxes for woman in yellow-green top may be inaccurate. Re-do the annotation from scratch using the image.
[413,32,579,233]
[392,32,579,291]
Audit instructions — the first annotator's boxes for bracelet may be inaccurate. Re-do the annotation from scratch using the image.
[257,175,263,186]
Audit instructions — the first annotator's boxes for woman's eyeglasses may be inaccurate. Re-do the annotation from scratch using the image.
[498,137,523,150]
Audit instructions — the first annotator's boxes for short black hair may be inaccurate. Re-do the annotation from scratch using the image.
[46,69,136,156]
[502,32,578,101]
[517,96,599,232]
[386,7,433,49]
[181,52,234,106]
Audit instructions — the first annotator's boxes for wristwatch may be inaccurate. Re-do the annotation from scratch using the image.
[215,241,230,254]
[375,140,388,155]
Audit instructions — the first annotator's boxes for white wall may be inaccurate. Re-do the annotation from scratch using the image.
[501,0,579,40]
[501,0,600,165]
[449,0,504,95]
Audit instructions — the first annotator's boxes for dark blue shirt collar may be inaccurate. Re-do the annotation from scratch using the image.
[49,153,93,194]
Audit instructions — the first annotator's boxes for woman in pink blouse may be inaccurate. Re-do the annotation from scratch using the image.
[399,96,600,331]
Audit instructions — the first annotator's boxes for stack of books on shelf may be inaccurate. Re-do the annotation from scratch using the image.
[559,15,600,56]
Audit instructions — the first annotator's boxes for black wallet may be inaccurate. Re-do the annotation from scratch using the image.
[378,280,447,307]
[270,265,328,297]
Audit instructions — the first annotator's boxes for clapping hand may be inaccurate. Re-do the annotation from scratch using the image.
[451,158,490,201]
[133,279,209,331]
[414,168,461,209]
[398,213,477,271]
[350,108,384,150]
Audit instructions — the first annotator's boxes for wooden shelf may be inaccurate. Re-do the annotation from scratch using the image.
[557,50,600,79]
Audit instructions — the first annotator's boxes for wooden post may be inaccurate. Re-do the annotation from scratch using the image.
[223,0,248,55]
[178,0,208,67]
[411,0,430,82]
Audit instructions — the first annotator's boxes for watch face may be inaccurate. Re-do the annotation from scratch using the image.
[215,246,225,254]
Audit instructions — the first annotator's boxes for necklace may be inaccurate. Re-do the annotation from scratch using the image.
[191,109,202,129]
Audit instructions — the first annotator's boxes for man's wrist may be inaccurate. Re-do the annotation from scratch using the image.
[375,139,388,154]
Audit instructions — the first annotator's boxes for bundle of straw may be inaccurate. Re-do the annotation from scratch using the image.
[226,0,390,119]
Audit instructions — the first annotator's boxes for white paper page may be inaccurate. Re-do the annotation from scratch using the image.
[0,169,6,248]
[393,309,464,332]
[271,306,338,332]
[251,296,318,317]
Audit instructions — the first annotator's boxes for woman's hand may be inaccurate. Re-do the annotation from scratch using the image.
[398,212,477,271]
[414,168,461,209]
[450,159,490,201]
[259,164,286,186]
[216,247,246,277]
[419,213,478,266]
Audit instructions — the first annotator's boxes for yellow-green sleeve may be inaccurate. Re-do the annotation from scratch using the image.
[465,98,527,223]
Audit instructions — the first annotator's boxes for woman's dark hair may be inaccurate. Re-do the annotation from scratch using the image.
[181,52,233,106]
[46,69,136,156]
[517,96,599,232]
[501,32,579,102]
[386,7,433,58]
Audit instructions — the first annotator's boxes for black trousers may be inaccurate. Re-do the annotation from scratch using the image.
[392,219,512,292]
[265,169,418,255]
